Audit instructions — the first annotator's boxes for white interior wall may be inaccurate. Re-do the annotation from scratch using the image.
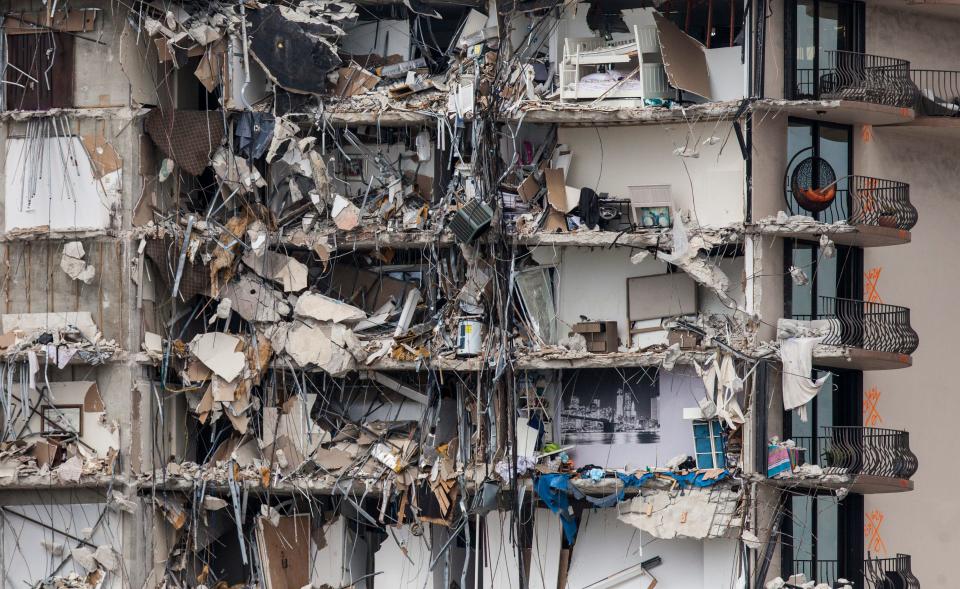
[3,136,119,232]
[544,247,744,345]
[565,507,735,589]
[341,20,412,60]
[0,502,123,588]
[558,124,745,227]
[311,516,369,589]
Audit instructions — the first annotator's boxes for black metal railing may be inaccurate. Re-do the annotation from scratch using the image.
[792,555,919,588]
[792,296,919,355]
[791,426,918,480]
[910,69,960,117]
[785,176,917,231]
[794,51,916,108]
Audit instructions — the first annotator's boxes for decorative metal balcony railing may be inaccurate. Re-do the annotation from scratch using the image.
[784,177,918,231]
[791,296,919,355]
[792,426,918,480]
[910,69,960,116]
[792,555,919,588]
[794,51,916,108]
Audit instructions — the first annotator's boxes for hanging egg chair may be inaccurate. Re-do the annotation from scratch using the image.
[785,148,839,214]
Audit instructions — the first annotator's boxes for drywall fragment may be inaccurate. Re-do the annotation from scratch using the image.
[42,540,65,556]
[71,547,99,572]
[110,492,138,514]
[57,455,84,482]
[332,195,360,230]
[202,496,229,511]
[211,375,239,402]
[242,249,308,292]
[221,274,292,323]
[210,298,232,323]
[294,293,366,324]
[143,332,163,355]
[394,289,422,336]
[191,333,245,382]
[80,133,123,179]
[212,147,267,193]
[60,241,96,283]
[314,448,355,471]
[94,545,118,571]
[284,321,356,376]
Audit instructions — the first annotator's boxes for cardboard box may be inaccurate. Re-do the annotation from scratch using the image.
[572,321,619,354]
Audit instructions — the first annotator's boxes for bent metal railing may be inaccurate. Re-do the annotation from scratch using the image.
[910,69,960,117]
[792,426,918,480]
[792,555,919,588]
[785,176,917,231]
[794,50,916,108]
[792,296,919,355]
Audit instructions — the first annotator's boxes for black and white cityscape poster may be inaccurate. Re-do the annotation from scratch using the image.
[560,368,697,469]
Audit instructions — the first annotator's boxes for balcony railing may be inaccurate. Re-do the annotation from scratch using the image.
[792,426,918,480]
[791,555,919,588]
[910,69,960,116]
[785,176,917,231]
[792,296,919,355]
[794,51,916,108]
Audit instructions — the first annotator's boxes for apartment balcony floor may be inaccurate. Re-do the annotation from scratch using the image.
[751,222,911,247]
[765,472,914,494]
[813,345,913,371]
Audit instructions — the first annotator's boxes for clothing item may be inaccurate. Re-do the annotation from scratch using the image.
[780,337,828,422]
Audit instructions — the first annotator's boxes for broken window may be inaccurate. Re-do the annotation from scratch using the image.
[3,31,74,110]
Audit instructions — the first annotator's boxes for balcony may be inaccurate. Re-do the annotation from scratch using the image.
[795,296,919,370]
[784,51,916,125]
[796,51,916,108]
[779,426,917,494]
[910,69,960,117]
[791,555,920,589]
[777,173,917,247]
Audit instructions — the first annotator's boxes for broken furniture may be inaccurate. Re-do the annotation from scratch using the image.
[559,25,670,103]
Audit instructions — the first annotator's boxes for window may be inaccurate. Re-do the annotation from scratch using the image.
[693,419,726,468]
[785,0,864,99]
[3,31,74,110]
[786,118,852,223]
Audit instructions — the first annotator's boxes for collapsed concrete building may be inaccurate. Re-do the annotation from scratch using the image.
[1,0,955,587]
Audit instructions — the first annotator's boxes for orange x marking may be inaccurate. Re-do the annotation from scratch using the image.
[864,387,883,426]
[865,510,887,554]
[864,267,883,303]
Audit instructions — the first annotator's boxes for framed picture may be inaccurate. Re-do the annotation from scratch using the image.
[341,157,365,179]
[41,404,83,436]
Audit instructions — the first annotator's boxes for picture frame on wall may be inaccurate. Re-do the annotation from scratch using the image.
[41,404,83,436]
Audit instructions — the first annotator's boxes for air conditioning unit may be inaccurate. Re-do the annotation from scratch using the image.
[450,200,494,243]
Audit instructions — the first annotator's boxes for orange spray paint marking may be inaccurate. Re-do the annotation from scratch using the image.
[865,267,883,303]
[862,124,874,143]
[865,510,887,555]
[864,387,883,426]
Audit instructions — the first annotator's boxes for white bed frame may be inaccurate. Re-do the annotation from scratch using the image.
[559,25,671,102]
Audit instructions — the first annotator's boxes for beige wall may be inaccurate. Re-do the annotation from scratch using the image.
[866,4,960,69]
[856,125,960,588]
